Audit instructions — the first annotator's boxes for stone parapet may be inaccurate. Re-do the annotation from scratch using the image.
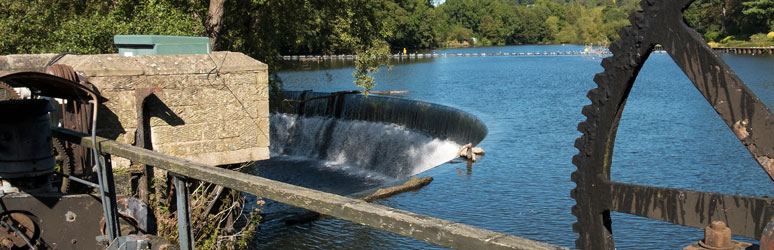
[0,52,269,166]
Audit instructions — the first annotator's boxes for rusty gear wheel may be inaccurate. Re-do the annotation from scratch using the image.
[572,0,774,249]
[0,81,20,101]
[570,5,654,248]
[52,138,74,193]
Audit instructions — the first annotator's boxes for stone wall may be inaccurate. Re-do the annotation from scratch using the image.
[0,52,269,166]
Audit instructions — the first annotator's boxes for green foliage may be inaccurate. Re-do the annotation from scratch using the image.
[750,33,770,42]
[428,0,637,46]
[685,0,773,45]
[0,0,204,55]
[353,40,391,96]
[704,30,722,42]
[742,0,774,31]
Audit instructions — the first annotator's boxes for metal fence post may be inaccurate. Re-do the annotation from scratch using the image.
[94,152,120,242]
[173,174,194,250]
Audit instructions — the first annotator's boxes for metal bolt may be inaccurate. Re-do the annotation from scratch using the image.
[701,221,733,250]
[65,211,76,222]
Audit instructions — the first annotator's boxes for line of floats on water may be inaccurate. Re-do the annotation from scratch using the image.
[281,50,670,61]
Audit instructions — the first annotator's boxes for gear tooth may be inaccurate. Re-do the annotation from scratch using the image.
[576,121,586,133]
[592,73,606,86]
[574,137,584,149]
[576,121,595,139]
[600,56,616,69]
[572,153,583,166]
[572,222,582,233]
[629,11,645,29]
[608,41,623,55]
[571,172,580,183]
[587,88,605,104]
[617,26,636,43]
[581,105,597,118]
[0,81,21,101]
[571,204,579,215]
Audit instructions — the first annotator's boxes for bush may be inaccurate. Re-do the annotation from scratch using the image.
[749,33,769,43]
[703,30,721,42]
[720,35,735,43]
[768,32,774,41]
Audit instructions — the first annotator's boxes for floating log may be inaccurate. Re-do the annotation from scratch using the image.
[284,176,433,225]
[360,177,433,202]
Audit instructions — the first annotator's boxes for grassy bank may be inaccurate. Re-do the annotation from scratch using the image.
[708,32,774,48]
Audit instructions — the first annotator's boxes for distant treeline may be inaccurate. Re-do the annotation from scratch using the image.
[386,0,638,49]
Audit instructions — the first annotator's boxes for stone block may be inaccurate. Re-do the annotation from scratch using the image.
[58,54,144,76]
[0,57,9,71]
[4,54,56,73]
[156,141,205,156]
[132,54,215,75]
[210,52,268,72]
[150,124,204,144]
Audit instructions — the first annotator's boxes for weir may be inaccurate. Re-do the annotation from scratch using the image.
[279,90,487,146]
[269,91,488,178]
[270,114,462,178]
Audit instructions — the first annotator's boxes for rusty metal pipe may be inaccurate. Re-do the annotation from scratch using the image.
[50,172,100,189]
[88,93,119,242]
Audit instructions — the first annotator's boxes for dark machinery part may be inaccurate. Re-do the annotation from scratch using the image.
[0,71,122,247]
[0,193,106,249]
[0,213,38,249]
[0,99,56,178]
[45,64,96,190]
[0,82,20,101]
[572,0,774,249]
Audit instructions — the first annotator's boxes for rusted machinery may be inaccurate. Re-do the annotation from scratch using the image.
[572,0,774,249]
[0,69,162,249]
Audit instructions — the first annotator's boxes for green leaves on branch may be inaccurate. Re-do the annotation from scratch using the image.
[353,40,391,96]
[0,0,205,55]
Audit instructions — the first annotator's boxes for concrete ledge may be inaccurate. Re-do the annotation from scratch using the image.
[0,52,267,77]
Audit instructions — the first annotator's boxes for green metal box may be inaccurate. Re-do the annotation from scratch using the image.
[114,35,211,56]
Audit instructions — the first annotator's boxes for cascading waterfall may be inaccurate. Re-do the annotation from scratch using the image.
[271,113,462,178]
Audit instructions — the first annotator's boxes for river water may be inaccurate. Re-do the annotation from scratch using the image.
[247,45,774,249]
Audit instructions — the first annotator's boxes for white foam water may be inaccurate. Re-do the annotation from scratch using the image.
[270,113,461,178]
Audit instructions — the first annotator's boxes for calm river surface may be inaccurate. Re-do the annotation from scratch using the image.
[249,45,774,249]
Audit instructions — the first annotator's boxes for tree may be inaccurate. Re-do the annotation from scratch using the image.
[207,0,226,48]
[742,0,774,31]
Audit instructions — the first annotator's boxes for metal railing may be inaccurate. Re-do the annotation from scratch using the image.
[52,127,568,250]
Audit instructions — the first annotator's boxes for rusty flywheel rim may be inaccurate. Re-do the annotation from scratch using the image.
[571,0,774,249]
